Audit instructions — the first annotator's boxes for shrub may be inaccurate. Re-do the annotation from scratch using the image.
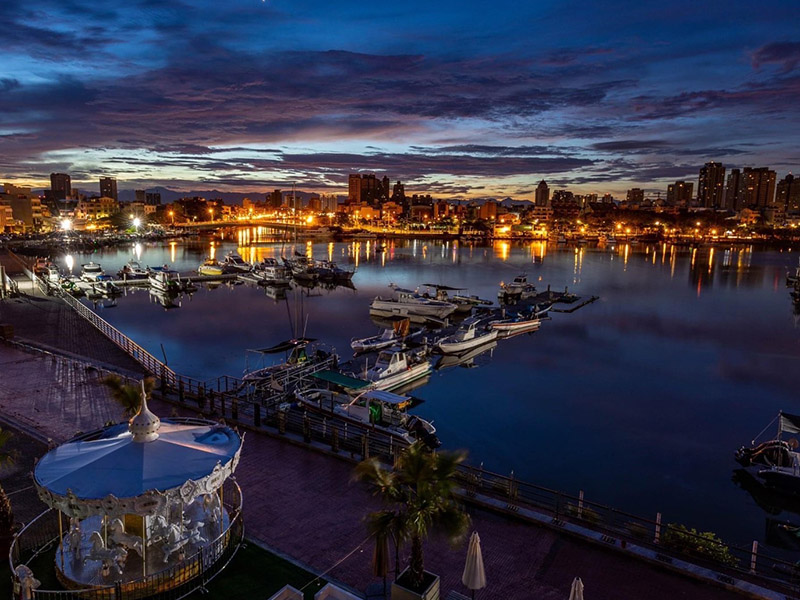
[661,523,739,566]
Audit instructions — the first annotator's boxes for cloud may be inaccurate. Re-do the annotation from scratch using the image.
[751,42,800,73]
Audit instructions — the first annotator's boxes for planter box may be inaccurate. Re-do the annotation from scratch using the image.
[391,569,440,600]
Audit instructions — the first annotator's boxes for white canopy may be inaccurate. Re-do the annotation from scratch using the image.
[34,390,242,518]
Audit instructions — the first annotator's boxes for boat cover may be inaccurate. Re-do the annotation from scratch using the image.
[780,412,800,435]
[253,338,316,354]
[34,421,241,499]
[362,389,412,407]
[312,370,371,390]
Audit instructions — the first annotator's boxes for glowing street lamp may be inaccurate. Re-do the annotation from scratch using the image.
[168,210,174,226]
[60,219,72,231]
[132,217,141,229]
[208,208,214,222]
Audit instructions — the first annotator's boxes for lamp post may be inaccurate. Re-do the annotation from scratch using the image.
[208,208,214,222]
[169,210,174,226]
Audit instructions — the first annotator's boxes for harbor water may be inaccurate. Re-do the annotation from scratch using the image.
[53,229,800,551]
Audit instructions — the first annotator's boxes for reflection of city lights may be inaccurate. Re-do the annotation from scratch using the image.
[135,243,142,260]
[65,255,74,272]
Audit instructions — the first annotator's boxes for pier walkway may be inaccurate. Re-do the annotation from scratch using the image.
[0,299,771,599]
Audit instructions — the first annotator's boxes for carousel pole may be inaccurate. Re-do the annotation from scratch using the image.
[58,511,64,566]
[143,515,147,578]
[219,486,224,535]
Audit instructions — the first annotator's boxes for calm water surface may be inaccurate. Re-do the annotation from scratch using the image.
[55,229,800,549]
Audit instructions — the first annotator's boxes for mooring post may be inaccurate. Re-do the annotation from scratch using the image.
[578,490,584,519]
[750,540,758,573]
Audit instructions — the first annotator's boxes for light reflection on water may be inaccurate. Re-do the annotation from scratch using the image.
[54,234,800,548]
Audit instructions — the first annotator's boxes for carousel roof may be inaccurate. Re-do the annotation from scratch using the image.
[35,388,241,501]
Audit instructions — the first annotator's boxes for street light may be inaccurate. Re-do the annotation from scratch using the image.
[60,219,71,231]
[132,217,141,229]
[208,208,214,222]
[168,210,174,226]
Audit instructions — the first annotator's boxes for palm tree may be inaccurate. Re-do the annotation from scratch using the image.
[355,442,471,591]
[102,375,154,418]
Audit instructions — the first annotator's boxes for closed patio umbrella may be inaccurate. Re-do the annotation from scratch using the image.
[462,531,486,599]
[372,533,390,594]
[569,577,584,600]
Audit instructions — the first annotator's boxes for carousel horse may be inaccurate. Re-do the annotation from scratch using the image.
[83,531,127,575]
[203,493,222,524]
[161,523,190,563]
[147,514,171,544]
[185,520,207,546]
[14,565,41,600]
[108,518,143,556]
[67,517,83,557]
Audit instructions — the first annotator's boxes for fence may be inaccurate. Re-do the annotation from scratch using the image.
[10,479,243,600]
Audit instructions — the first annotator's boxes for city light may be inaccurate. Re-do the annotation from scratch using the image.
[60,219,71,231]
[132,217,141,228]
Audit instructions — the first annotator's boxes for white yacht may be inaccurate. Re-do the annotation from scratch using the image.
[253,258,292,285]
[369,284,457,320]
[117,260,149,280]
[497,274,537,302]
[80,262,106,282]
[148,266,182,294]
[222,251,252,273]
[295,388,440,448]
[435,317,498,354]
[363,348,432,391]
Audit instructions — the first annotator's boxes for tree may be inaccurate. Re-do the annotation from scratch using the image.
[102,375,154,418]
[354,442,471,590]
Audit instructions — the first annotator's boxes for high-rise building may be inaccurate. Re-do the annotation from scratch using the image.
[698,162,726,209]
[134,189,146,203]
[145,192,161,205]
[777,174,800,213]
[535,180,549,207]
[725,169,742,211]
[268,189,282,209]
[99,177,118,201]
[666,181,693,206]
[391,181,405,203]
[626,188,644,203]
[740,167,777,208]
[348,174,362,205]
[50,173,71,200]
[382,176,390,202]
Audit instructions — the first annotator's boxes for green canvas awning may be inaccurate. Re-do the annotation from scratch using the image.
[311,370,371,390]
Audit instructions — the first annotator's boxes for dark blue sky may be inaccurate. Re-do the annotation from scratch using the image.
[1,0,798,198]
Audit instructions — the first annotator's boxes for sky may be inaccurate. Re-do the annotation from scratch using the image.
[1,0,799,199]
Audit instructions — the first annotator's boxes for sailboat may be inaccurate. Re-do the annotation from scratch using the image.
[736,412,800,494]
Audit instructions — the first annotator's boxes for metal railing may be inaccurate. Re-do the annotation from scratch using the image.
[10,479,243,600]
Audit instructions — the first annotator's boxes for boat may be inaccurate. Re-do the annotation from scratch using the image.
[33,258,51,277]
[45,264,62,284]
[315,260,355,282]
[283,253,319,282]
[488,308,544,338]
[149,288,181,309]
[497,274,536,302]
[435,316,498,354]
[436,340,497,371]
[148,266,182,293]
[787,259,800,287]
[351,317,417,353]
[295,388,440,448]
[80,262,107,282]
[369,284,457,320]
[222,251,252,273]
[242,338,335,383]
[362,348,433,391]
[422,284,493,314]
[252,258,292,286]
[117,260,149,280]
[197,258,224,276]
[736,412,800,495]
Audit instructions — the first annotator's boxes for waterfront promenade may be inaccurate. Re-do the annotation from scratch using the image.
[0,292,765,599]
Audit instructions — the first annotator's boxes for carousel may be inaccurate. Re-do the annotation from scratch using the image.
[10,383,244,599]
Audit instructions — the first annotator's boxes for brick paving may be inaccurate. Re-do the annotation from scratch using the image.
[0,296,761,599]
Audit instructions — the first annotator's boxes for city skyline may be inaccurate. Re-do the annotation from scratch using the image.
[1,0,799,198]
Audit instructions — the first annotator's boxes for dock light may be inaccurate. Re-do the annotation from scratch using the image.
[133,217,141,228]
[61,219,71,231]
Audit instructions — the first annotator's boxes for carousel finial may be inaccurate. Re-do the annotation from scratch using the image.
[129,380,161,442]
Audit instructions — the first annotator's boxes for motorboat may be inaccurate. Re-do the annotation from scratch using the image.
[33,258,51,277]
[252,258,292,285]
[45,264,62,284]
[736,412,800,495]
[787,259,800,287]
[197,258,224,276]
[351,317,417,353]
[117,260,149,280]
[436,340,497,371]
[435,316,498,354]
[295,388,440,448]
[488,308,544,338]
[422,284,493,314]
[497,274,536,302]
[369,284,457,320]
[283,253,319,282]
[148,266,182,294]
[242,338,334,383]
[363,348,432,392]
[222,251,252,273]
[80,262,107,282]
[315,260,355,282]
